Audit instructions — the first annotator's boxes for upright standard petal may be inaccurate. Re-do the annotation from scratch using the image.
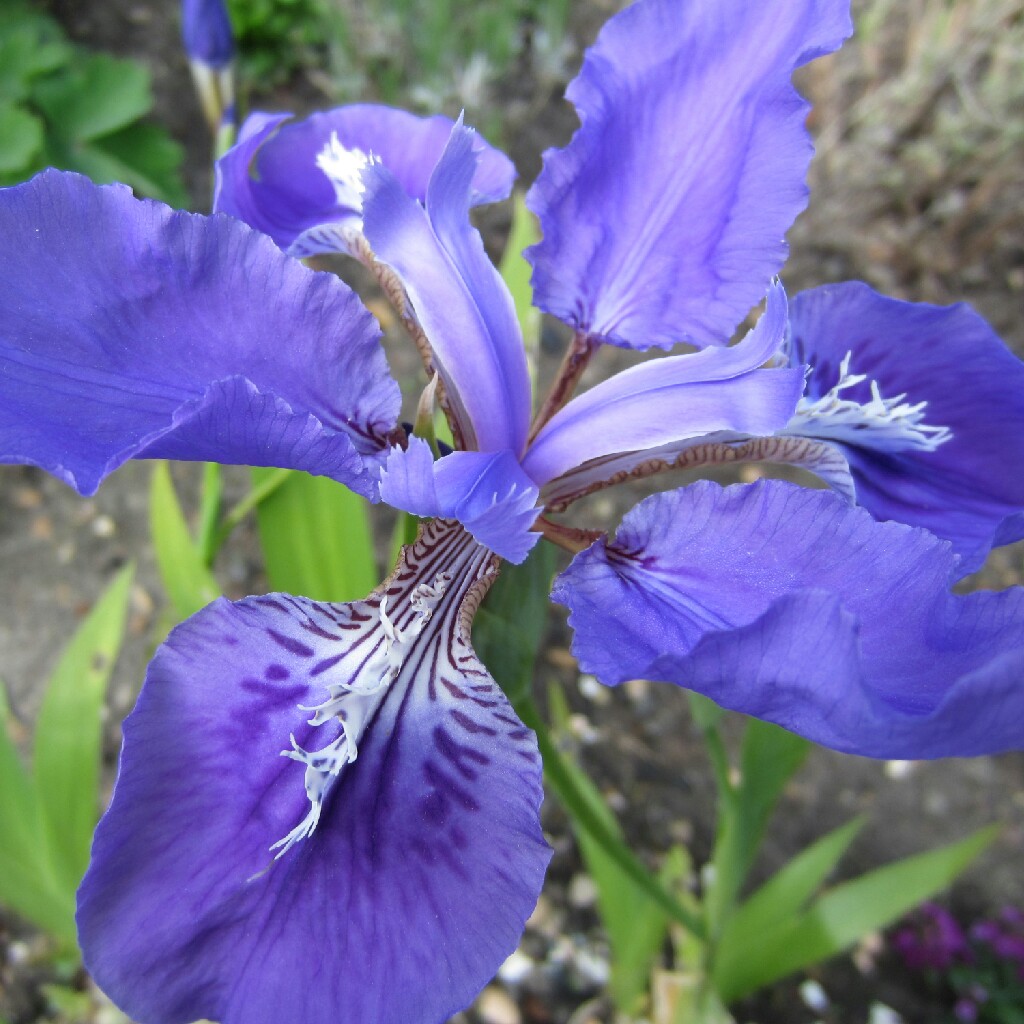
[527,0,852,349]
[0,171,399,497]
[363,122,532,454]
[522,284,804,485]
[78,520,550,1024]
[380,438,540,562]
[785,282,1024,574]
[215,106,515,254]
[554,480,1024,758]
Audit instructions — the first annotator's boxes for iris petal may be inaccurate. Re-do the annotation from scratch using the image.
[554,480,1024,758]
[363,122,531,454]
[78,520,550,1024]
[787,282,1024,574]
[522,283,804,485]
[380,438,540,562]
[526,0,852,349]
[0,171,398,497]
[215,105,515,254]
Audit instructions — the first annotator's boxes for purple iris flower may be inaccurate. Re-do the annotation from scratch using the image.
[2,0,1024,1021]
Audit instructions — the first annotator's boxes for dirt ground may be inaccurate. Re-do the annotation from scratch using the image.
[2,1,1023,1022]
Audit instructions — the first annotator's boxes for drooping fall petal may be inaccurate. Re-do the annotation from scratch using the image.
[554,480,1024,758]
[0,171,399,497]
[78,520,550,1024]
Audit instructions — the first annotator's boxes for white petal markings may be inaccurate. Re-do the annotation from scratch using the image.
[242,519,540,872]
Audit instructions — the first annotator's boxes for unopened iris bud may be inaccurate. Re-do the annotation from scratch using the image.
[181,0,236,137]
[182,0,234,69]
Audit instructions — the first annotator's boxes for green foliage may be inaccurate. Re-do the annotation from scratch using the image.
[704,717,811,936]
[548,686,691,1015]
[150,463,221,622]
[0,2,185,203]
[499,193,542,388]
[714,825,998,1001]
[225,0,326,84]
[0,565,133,950]
[251,468,379,602]
[474,541,556,704]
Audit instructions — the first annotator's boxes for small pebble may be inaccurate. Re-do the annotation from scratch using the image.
[92,514,117,538]
[605,788,627,814]
[567,873,598,909]
[13,486,42,508]
[498,949,535,986]
[527,894,559,937]
[546,647,577,670]
[868,1003,904,1024]
[800,978,829,1013]
[623,678,650,702]
[854,931,883,974]
[74,500,98,525]
[577,674,610,705]
[573,946,610,988]
[30,515,54,540]
[568,713,601,744]
[8,940,30,965]
[884,759,916,780]
[475,985,521,1024]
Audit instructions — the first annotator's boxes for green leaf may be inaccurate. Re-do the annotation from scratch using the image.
[498,193,541,381]
[34,52,151,142]
[150,463,221,620]
[84,121,187,206]
[196,463,224,565]
[32,563,134,894]
[713,817,865,992]
[253,469,378,601]
[0,846,76,947]
[45,125,186,206]
[706,719,810,933]
[0,684,44,883]
[0,10,71,103]
[548,686,695,1004]
[518,696,706,942]
[0,687,76,946]
[474,541,556,704]
[0,103,43,173]
[715,825,998,1002]
[586,827,688,1012]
